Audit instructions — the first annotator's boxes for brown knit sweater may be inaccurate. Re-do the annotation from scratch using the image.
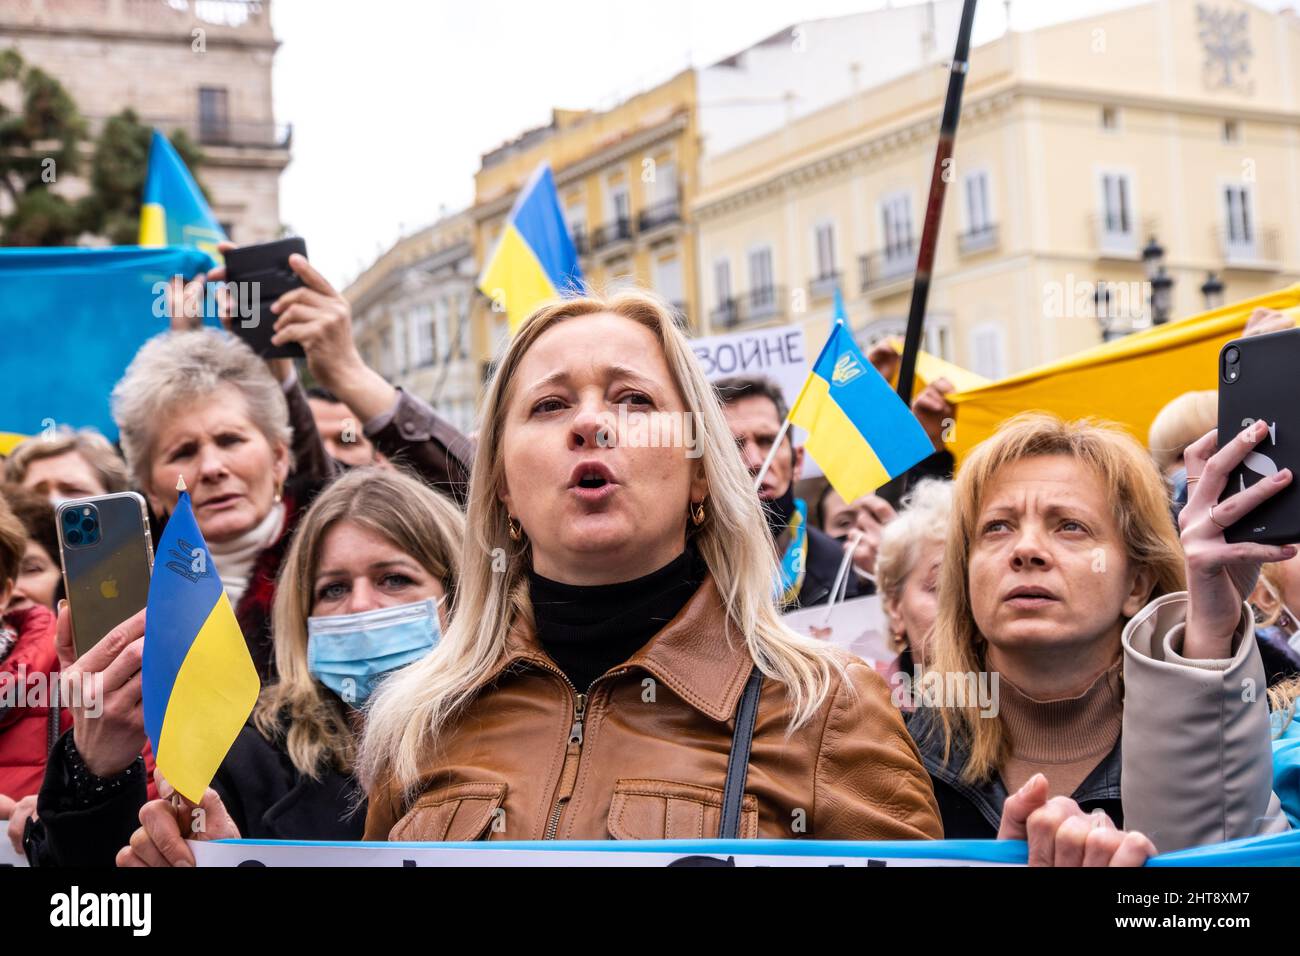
[998,659,1124,798]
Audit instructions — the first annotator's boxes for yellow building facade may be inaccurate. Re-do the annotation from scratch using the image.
[470,69,700,377]
[694,0,1300,379]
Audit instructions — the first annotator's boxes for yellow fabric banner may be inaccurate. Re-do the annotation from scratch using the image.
[943,285,1300,466]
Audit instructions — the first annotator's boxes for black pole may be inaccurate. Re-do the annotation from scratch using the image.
[895,0,978,407]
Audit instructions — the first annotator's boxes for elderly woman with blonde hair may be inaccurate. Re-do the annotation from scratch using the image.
[1147,390,1216,479]
[910,412,1292,854]
[876,479,953,682]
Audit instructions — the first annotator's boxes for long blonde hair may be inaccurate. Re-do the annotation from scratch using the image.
[928,413,1186,783]
[256,467,465,779]
[358,289,843,797]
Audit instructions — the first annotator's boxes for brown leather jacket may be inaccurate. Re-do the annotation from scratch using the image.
[364,577,943,842]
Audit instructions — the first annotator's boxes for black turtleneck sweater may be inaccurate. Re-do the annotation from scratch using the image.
[527,546,708,692]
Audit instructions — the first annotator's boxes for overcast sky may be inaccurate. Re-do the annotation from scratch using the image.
[269,0,1290,287]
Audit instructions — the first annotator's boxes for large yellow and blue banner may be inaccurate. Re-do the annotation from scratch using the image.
[478,162,583,332]
[138,129,227,259]
[789,313,934,502]
[0,246,215,438]
[143,484,259,803]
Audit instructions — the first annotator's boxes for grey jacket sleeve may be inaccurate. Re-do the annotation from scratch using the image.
[1121,591,1290,853]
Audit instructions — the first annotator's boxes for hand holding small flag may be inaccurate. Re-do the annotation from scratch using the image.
[142,474,259,803]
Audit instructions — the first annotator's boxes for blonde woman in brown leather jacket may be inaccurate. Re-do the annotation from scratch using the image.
[352,291,1150,860]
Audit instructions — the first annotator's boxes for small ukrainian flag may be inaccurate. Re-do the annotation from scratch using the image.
[790,308,934,502]
[478,162,583,332]
[138,129,227,261]
[142,477,259,802]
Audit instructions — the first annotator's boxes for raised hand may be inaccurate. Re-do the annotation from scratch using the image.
[1181,420,1297,659]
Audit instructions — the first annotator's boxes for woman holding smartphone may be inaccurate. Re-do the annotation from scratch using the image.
[26,468,462,865]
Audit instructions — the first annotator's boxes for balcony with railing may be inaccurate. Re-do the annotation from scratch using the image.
[859,242,916,294]
[710,286,787,329]
[638,198,681,235]
[1217,225,1281,270]
[710,298,739,328]
[1089,214,1157,260]
[808,271,842,301]
[86,113,291,150]
[591,217,634,253]
[745,284,784,322]
[957,223,999,256]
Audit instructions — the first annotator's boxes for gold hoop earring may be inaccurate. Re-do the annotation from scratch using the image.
[691,499,706,526]
[507,516,522,541]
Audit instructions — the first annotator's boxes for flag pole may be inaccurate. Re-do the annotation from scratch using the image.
[822,529,864,626]
[752,418,792,493]
[895,0,978,407]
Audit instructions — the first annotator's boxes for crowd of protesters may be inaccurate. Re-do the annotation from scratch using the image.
[2,244,1298,867]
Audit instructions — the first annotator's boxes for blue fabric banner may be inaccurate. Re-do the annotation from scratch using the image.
[0,245,216,439]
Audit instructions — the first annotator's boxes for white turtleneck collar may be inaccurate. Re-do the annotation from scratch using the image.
[207,501,287,607]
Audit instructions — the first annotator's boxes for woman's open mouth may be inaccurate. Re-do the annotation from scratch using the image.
[569,462,618,503]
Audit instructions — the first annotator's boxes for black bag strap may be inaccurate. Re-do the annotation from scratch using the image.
[719,667,763,839]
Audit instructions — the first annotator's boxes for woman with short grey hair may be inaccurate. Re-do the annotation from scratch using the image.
[111,328,295,677]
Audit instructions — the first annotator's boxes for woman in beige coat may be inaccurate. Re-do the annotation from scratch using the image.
[909,412,1291,854]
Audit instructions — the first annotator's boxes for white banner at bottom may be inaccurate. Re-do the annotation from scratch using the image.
[190,838,1020,868]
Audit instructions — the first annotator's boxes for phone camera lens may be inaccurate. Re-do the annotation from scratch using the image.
[82,517,97,533]
[63,510,79,525]
[66,529,83,545]
[1226,346,1240,364]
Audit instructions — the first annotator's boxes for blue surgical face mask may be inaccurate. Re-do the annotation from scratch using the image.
[307,597,442,706]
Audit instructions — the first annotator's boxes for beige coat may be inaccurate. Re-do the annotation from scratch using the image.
[1122,591,1291,852]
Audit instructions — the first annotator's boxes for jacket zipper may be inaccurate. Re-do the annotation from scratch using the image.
[540,665,626,840]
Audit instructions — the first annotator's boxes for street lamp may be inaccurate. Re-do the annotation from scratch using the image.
[1142,236,1174,324]
[1150,267,1173,324]
[1141,236,1164,281]
[1200,272,1225,311]
[1093,280,1120,341]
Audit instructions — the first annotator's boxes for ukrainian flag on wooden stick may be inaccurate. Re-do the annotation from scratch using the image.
[478,162,583,332]
[789,298,934,502]
[143,477,259,802]
[138,129,227,260]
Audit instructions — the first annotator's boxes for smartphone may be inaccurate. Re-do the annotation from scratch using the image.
[221,236,308,359]
[1216,328,1300,544]
[56,492,155,659]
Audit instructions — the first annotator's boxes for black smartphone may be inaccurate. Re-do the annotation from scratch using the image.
[221,237,308,359]
[1217,328,1300,545]
[56,492,155,659]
